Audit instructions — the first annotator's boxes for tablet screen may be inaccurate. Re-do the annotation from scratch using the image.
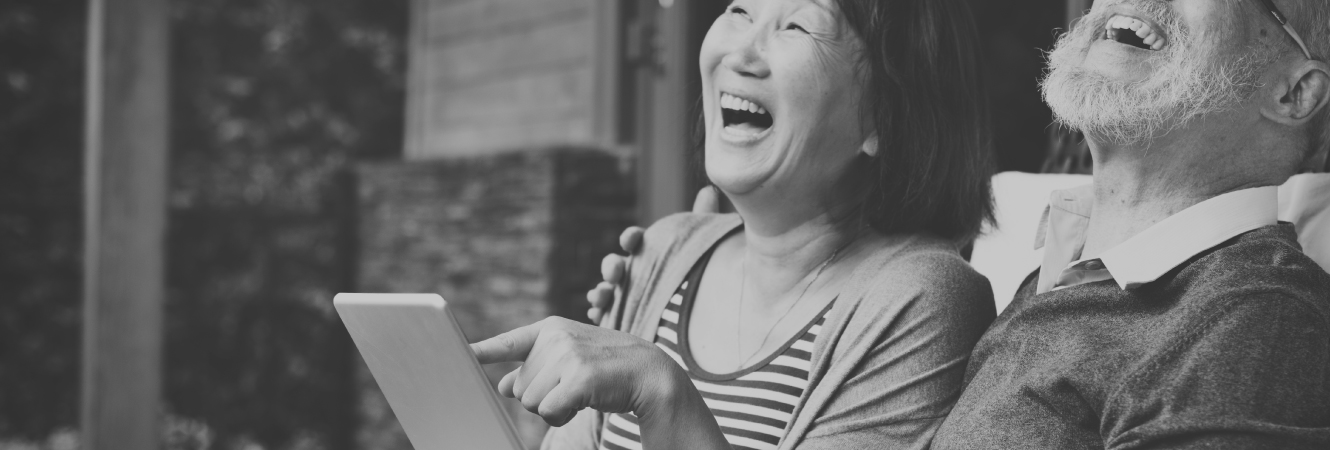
[335,293,524,450]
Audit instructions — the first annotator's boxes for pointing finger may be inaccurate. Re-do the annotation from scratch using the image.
[470,322,543,364]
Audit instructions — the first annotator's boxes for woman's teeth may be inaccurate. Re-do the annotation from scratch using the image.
[718,92,774,137]
[721,92,768,115]
[1104,15,1165,51]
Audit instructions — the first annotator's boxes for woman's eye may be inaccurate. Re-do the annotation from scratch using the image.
[785,22,808,33]
[729,6,748,17]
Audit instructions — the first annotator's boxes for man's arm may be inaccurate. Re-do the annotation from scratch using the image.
[1105,294,1330,449]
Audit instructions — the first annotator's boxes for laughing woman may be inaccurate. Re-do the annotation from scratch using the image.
[470,0,996,448]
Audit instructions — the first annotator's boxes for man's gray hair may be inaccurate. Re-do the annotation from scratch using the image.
[1286,2,1330,168]
[1287,2,1330,59]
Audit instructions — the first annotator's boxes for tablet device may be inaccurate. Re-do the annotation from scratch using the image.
[334,293,524,450]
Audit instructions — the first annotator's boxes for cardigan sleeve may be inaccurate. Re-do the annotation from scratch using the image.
[797,251,996,449]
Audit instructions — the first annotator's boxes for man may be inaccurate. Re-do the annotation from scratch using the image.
[929,0,1330,447]
[590,0,1330,447]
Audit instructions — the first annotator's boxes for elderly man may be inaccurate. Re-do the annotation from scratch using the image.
[929,0,1330,447]
[589,0,1330,447]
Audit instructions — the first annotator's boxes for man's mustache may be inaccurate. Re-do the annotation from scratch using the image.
[1072,0,1179,36]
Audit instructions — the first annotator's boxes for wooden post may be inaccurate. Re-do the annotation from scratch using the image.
[80,0,170,448]
[640,0,692,223]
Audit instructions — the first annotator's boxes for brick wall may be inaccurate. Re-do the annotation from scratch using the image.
[353,148,634,449]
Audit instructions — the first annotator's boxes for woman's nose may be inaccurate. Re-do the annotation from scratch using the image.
[720,31,771,78]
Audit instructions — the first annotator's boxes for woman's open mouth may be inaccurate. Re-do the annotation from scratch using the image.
[1102,15,1166,51]
[720,92,773,138]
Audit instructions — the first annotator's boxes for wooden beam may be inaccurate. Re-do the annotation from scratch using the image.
[80,0,170,448]
[591,0,624,149]
[640,0,692,223]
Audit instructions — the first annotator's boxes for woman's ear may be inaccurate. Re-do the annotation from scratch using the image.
[859,133,880,157]
[1264,59,1330,126]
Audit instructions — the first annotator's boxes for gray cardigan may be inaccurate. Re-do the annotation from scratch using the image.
[541,213,995,449]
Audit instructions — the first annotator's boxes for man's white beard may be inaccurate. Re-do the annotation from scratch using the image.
[1041,6,1271,147]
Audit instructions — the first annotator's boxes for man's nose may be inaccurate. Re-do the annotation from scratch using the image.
[720,30,771,78]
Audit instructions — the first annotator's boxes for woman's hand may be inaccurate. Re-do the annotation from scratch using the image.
[470,317,683,426]
[471,317,731,450]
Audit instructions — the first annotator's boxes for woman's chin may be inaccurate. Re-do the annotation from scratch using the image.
[703,138,785,199]
[705,167,772,199]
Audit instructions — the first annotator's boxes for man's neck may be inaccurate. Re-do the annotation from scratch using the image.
[1080,132,1281,259]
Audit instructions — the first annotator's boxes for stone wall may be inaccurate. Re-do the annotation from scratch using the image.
[353,148,634,449]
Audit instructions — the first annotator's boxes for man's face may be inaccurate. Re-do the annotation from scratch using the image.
[1042,0,1282,146]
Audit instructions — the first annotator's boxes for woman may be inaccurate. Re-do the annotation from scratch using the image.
[470,0,995,448]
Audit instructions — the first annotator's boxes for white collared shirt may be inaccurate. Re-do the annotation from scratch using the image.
[1033,185,1280,294]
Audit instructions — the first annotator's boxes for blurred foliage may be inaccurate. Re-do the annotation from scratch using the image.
[0,0,88,439]
[0,0,406,448]
[165,0,405,448]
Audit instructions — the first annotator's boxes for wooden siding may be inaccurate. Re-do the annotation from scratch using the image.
[406,0,610,159]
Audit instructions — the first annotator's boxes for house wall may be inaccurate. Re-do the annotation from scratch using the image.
[404,0,619,159]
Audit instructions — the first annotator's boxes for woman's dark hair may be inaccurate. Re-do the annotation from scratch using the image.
[690,0,995,241]
[836,0,995,242]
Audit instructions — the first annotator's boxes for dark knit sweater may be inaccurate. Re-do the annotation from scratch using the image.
[933,223,1330,449]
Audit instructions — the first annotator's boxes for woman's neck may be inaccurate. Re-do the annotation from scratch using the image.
[731,207,860,306]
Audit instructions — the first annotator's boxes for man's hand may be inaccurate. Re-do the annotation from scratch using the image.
[586,186,721,323]
[585,227,641,323]
[469,317,683,426]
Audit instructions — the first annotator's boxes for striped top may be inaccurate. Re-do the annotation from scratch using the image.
[599,252,832,450]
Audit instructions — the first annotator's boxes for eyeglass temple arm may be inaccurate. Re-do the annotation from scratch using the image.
[1258,0,1314,59]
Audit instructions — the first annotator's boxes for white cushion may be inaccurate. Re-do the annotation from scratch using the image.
[1279,173,1330,273]
[972,172,1092,312]
[973,172,1330,314]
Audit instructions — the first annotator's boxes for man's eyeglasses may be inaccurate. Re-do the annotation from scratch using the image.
[1256,0,1314,60]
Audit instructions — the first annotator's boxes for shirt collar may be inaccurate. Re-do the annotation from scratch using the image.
[1097,186,1278,290]
[1034,185,1279,292]
[1033,185,1093,251]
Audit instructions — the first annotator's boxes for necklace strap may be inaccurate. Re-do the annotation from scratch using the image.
[736,232,861,368]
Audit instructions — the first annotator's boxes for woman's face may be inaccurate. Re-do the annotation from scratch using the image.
[700,0,868,200]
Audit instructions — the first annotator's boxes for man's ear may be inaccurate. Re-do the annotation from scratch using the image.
[1264,59,1330,126]
[859,133,880,157]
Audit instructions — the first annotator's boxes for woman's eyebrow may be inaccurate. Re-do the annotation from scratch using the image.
[803,0,838,21]
[814,0,853,34]
[788,1,839,31]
